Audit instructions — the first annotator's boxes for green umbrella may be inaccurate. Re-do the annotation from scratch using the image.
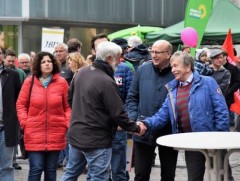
[108,25,162,42]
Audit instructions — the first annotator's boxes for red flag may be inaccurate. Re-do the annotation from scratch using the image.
[222,29,235,62]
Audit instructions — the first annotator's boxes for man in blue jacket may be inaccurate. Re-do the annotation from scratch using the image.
[126,40,178,181]
[143,51,229,181]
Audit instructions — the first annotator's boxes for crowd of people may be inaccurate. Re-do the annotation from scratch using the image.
[0,33,240,181]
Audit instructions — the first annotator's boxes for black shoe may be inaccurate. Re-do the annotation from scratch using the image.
[57,163,63,169]
[13,163,22,170]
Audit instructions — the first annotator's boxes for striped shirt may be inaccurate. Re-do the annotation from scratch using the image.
[177,82,192,133]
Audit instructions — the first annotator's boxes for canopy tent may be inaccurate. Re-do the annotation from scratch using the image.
[108,25,162,41]
[145,0,240,45]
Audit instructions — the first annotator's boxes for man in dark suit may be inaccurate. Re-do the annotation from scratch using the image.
[0,47,21,181]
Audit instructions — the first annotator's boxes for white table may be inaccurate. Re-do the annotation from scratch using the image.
[156,132,240,181]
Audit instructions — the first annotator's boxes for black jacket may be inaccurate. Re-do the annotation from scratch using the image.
[68,65,139,150]
[1,66,21,147]
[223,61,240,107]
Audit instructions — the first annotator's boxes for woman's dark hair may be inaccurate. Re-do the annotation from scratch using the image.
[32,51,60,78]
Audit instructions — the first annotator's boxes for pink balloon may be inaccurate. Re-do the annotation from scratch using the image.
[181,27,198,48]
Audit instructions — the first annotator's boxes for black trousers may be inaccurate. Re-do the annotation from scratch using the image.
[185,151,206,181]
[134,141,178,181]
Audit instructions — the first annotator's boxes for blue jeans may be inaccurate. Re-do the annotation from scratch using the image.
[111,130,127,181]
[83,147,112,181]
[0,130,14,181]
[61,144,87,181]
[28,151,60,181]
[58,135,69,166]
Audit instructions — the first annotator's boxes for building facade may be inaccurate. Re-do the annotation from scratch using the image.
[0,0,188,56]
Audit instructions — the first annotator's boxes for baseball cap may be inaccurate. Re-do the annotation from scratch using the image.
[210,49,223,58]
[111,38,129,49]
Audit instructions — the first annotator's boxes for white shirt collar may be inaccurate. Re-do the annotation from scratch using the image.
[179,73,193,86]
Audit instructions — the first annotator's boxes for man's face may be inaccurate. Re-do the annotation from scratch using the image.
[150,43,171,69]
[183,47,191,54]
[4,55,15,68]
[54,46,68,63]
[107,53,121,72]
[212,54,224,68]
[171,57,191,82]
[92,38,108,55]
[18,57,30,70]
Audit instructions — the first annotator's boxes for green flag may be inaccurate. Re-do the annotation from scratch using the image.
[184,0,213,52]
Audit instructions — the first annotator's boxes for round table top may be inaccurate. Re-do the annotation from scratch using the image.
[156,132,240,150]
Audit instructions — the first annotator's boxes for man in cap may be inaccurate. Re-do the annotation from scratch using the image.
[210,48,231,97]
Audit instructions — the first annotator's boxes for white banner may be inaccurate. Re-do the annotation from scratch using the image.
[41,28,64,54]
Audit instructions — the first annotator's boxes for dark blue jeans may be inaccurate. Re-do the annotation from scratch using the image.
[111,130,127,181]
[28,151,60,181]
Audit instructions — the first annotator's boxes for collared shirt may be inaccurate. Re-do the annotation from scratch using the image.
[179,73,193,86]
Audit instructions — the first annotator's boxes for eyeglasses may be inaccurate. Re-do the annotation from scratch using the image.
[54,50,65,54]
[19,61,30,64]
[149,50,169,55]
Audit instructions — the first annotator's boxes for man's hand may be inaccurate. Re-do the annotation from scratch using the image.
[135,121,147,136]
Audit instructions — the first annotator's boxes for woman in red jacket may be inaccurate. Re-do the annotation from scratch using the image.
[16,51,71,181]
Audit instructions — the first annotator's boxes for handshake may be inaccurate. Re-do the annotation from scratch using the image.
[135,121,147,136]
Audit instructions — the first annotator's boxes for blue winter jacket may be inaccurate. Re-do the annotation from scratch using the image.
[114,62,133,102]
[126,61,174,145]
[144,71,230,134]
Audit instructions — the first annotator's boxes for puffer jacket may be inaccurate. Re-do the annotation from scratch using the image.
[114,62,133,102]
[16,74,71,151]
[145,71,229,133]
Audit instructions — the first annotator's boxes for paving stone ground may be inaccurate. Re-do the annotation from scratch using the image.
[15,150,240,181]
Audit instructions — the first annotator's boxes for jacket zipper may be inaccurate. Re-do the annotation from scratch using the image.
[45,86,48,151]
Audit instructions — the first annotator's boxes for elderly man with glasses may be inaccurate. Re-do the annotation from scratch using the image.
[126,40,178,181]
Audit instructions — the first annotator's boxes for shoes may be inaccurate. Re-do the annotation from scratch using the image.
[84,166,88,174]
[57,163,63,169]
[13,163,22,170]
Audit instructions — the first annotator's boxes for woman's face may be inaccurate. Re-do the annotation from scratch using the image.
[40,55,53,77]
[67,59,74,71]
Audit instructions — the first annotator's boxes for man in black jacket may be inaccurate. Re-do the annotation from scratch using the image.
[0,47,21,180]
[222,51,240,108]
[62,41,146,181]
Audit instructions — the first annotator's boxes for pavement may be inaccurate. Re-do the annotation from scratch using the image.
[15,150,240,181]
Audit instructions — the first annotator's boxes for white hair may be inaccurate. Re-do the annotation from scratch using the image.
[18,53,30,62]
[96,41,122,62]
[128,36,142,47]
[54,43,68,51]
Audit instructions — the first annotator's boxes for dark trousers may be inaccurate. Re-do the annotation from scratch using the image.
[134,141,178,181]
[185,151,206,181]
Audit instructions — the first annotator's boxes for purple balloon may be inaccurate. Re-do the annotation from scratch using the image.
[181,27,198,48]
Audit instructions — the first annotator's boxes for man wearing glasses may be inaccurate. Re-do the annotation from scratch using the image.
[18,53,31,77]
[126,40,178,181]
